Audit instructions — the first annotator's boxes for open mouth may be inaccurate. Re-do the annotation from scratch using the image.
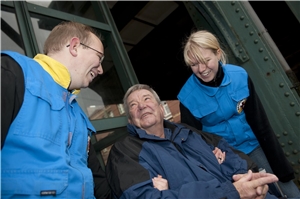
[90,71,95,78]
[90,68,99,80]
[201,70,211,76]
[141,112,151,118]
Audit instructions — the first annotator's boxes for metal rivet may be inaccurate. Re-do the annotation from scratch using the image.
[235,42,239,46]
[290,102,295,106]
[245,24,249,28]
[288,140,293,145]
[296,112,300,116]
[285,152,290,157]
[249,31,254,35]
[284,92,290,97]
[295,169,299,174]
[283,131,288,136]
[231,2,236,6]
[264,57,269,61]
[279,83,284,87]
[281,143,285,147]
[239,49,243,53]
[254,39,258,44]
[276,134,280,138]
[293,150,298,154]
[259,48,264,52]
[291,161,295,166]
[242,56,247,60]
[240,16,245,20]
[236,8,240,12]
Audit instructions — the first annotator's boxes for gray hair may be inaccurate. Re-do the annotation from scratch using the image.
[123,84,161,119]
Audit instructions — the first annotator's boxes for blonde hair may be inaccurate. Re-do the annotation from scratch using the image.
[123,84,161,120]
[43,21,101,55]
[183,30,227,66]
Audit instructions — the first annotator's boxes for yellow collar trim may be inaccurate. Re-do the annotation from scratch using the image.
[33,54,80,94]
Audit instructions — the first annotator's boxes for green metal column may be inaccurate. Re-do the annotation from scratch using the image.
[13,1,39,57]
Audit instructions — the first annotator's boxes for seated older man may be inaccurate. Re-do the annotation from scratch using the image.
[106,84,278,199]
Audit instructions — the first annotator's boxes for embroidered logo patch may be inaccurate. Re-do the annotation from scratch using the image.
[237,98,247,113]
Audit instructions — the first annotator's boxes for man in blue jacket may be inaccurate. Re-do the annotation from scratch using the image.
[106,84,279,199]
[1,21,111,199]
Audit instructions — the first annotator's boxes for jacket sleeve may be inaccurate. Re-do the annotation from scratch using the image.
[1,54,25,149]
[179,102,203,130]
[180,123,258,172]
[88,142,112,199]
[106,137,241,199]
[244,76,294,182]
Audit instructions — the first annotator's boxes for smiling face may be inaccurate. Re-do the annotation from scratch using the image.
[183,30,227,83]
[127,89,165,133]
[70,33,104,90]
[189,48,220,82]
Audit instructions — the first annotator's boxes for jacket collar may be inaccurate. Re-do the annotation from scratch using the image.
[127,120,188,141]
[33,54,80,94]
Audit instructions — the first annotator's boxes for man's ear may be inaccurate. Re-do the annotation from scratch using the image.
[68,37,80,57]
[128,118,132,124]
[159,104,165,116]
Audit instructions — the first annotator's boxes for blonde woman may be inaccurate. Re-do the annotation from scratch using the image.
[178,30,300,198]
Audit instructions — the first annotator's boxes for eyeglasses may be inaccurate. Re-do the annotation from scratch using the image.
[66,43,105,64]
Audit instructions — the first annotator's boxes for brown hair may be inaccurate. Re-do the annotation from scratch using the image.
[43,21,101,55]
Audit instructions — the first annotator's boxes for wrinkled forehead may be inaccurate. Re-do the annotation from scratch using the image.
[128,89,152,101]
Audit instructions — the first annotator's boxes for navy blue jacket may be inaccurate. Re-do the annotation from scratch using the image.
[106,121,276,199]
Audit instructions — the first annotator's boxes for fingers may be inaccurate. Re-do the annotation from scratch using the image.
[213,147,226,164]
[251,175,278,188]
[218,151,226,163]
[233,170,275,199]
[232,173,243,181]
[251,172,278,180]
[152,175,169,191]
[256,184,268,196]
[233,170,253,182]
[152,178,156,188]
[212,147,218,154]
[255,184,268,199]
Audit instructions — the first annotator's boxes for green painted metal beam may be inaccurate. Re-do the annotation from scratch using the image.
[96,1,139,91]
[13,1,39,57]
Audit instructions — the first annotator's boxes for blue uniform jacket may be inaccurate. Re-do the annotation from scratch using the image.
[106,121,276,199]
[178,64,259,155]
[1,51,96,199]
